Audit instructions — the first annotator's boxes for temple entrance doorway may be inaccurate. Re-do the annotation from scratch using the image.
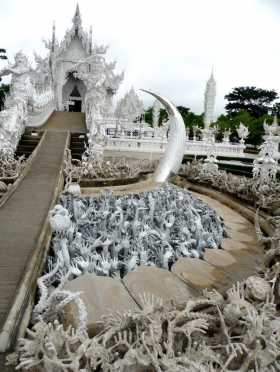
[68,99,82,112]
[62,72,86,112]
[68,86,82,112]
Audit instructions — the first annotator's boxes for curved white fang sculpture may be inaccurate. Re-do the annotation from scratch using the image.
[141,90,186,183]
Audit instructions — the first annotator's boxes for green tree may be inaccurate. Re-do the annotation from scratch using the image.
[144,106,171,126]
[216,110,269,145]
[144,105,204,139]
[225,86,278,118]
[143,107,153,125]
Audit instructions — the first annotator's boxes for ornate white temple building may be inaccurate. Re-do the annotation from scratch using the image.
[0,5,247,158]
[40,4,124,117]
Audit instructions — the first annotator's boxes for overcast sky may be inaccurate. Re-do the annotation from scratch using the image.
[0,0,280,115]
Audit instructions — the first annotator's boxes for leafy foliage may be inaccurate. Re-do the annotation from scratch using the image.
[144,106,169,126]
[144,105,203,139]
[225,86,278,118]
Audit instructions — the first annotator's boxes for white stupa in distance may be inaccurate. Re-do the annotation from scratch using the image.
[203,69,216,129]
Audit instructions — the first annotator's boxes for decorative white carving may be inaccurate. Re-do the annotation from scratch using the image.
[253,139,278,187]
[202,154,219,177]
[237,122,249,144]
[223,129,231,143]
[0,52,54,150]
[263,115,280,136]
[115,87,144,122]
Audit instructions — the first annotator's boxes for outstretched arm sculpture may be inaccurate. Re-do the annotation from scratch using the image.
[141,90,186,183]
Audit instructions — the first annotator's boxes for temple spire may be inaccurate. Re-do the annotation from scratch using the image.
[204,69,216,129]
[72,3,82,29]
[89,25,93,54]
[51,21,56,53]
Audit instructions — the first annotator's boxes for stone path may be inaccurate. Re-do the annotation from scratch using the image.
[0,131,68,351]
[173,191,264,292]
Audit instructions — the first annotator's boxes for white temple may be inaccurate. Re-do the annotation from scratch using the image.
[203,70,216,129]
[0,6,247,158]
[39,4,124,118]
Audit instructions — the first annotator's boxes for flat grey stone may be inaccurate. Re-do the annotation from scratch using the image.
[64,273,139,336]
[123,266,197,308]
[204,248,237,268]
[172,258,229,291]
[222,238,248,251]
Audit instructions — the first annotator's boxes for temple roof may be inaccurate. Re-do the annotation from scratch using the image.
[72,4,82,29]
[53,4,91,58]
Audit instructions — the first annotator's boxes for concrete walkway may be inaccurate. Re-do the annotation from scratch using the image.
[37,111,86,132]
[0,131,68,341]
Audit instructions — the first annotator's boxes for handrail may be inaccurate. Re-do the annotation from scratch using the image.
[0,132,46,209]
[0,131,70,352]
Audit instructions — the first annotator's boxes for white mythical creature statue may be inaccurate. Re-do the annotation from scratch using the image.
[0,51,54,151]
[74,52,124,130]
[222,129,231,143]
[0,52,33,150]
[0,52,34,106]
[201,154,219,177]
[253,139,278,188]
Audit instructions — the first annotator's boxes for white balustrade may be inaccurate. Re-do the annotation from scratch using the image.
[104,137,246,157]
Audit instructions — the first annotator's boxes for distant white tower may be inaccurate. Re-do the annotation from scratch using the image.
[204,70,216,129]
[152,99,161,128]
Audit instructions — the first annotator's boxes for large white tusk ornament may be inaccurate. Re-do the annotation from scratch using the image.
[141,89,186,183]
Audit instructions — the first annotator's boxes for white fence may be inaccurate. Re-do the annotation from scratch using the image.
[105,137,246,157]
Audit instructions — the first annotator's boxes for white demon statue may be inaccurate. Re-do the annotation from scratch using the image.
[0,52,33,150]
[0,51,54,151]
[73,50,124,131]
[0,52,34,106]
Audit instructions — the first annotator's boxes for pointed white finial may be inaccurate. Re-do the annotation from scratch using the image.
[89,25,93,54]
[51,21,56,53]
[73,3,82,29]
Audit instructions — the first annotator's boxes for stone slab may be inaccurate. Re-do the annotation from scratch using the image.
[123,266,197,308]
[171,258,230,291]
[225,221,252,232]
[222,238,248,251]
[64,273,139,336]
[203,248,237,268]
[228,231,255,243]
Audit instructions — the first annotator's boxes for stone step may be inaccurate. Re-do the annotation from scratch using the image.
[171,257,231,292]
[64,274,140,336]
[70,144,85,150]
[123,266,198,308]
